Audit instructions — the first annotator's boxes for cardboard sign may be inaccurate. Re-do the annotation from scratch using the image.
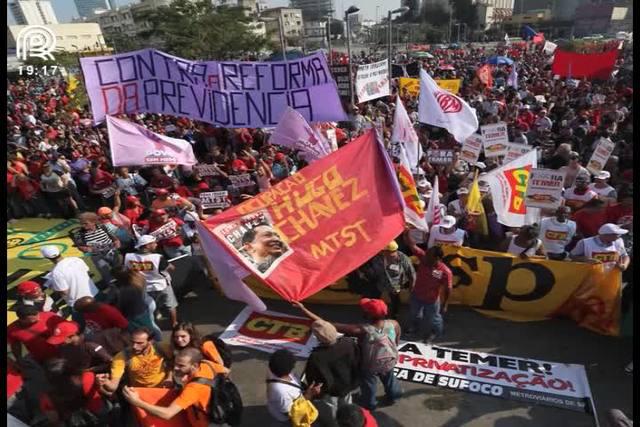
[219,307,319,358]
[460,135,483,165]
[195,164,222,177]
[586,138,615,174]
[504,142,533,164]
[149,220,179,241]
[481,122,509,157]
[525,168,566,209]
[395,342,595,414]
[329,65,352,99]
[199,191,230,209]
[355,59,390,103]
[426,149,454,165]
[228,173,254,189]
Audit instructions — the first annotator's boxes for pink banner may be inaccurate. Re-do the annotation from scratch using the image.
[106,116,197,167]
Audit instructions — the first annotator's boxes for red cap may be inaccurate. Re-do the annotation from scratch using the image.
[232,159,247,170]
[359,298,388,319]
[155,188,169,196]
[237,164,249,172]
[126,195,140,205]
[46,321,80,345]
[152,208,167,217]
[275,153,286,161]
[16,281,41,296]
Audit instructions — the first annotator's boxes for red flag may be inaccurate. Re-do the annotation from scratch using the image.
[552,49,618,80]
[477,64,493,87]
[200,129,405,302]
[532,32,545,44]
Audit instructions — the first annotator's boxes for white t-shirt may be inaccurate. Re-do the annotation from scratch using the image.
[563,187,598,211]
[124,252,169,292]
[571,236,627,270]
[447,199,465,217]
[50,257,99,307]
[266,372,302,422]
[539,217,577,254]
[427,225,466,248]
[506,236,544,257]
[588,183,616,199]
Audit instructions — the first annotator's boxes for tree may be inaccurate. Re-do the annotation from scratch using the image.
[136,0,270,59]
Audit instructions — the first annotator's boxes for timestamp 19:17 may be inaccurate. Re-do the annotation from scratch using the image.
[18,65,65,76]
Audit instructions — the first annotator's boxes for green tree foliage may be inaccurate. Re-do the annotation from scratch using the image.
[136,0,270,59]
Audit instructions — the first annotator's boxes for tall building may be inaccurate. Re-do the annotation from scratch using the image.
[74,0,112,19]
[9,0,58,25]
[260,7,304,45]
[290,0,332,22]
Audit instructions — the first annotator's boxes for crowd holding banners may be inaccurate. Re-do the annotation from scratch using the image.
[6,32,634,426]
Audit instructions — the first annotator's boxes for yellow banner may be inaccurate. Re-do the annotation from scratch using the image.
[399,77,462,96]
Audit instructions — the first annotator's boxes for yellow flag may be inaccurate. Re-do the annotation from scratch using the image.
[466,170,489,236]
[67,74,79,97]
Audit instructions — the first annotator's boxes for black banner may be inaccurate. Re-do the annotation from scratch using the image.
[329,65,351,100]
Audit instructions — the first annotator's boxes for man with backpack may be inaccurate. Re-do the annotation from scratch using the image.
[122,348,215,427]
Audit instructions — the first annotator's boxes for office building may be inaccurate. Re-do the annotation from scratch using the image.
[260,7,304,45]
[9,0,58,26]
[74,0,112,19]
[290,0,332,22]
[8,23,106,52]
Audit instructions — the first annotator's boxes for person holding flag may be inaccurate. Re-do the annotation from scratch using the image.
[465,170,489,246]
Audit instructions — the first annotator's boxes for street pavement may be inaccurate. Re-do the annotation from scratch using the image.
[171,277,634,427]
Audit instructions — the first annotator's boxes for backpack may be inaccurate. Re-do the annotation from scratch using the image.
[360,321,399,375]
[187,361,243,426]
[201,334,233,369]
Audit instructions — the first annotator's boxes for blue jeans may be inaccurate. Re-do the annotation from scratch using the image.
[360,369,402,410]
[409,295,443,339]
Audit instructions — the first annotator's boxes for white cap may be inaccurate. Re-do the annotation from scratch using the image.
[475,161,487,170]
[598,223,628,236]
[417,177,430,188]
[479,183,490,192]
[136,235,157,249]
[594,170,610,180]
[457,187,469,195]
[40,245,60,259]
[183,212,199,222]
[439,215,457,229]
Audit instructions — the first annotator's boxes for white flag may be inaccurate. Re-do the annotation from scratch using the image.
[505,33,510,46]
[507,65,518,90]
[483,149,540,227]
[391,95,422,172]
[418,69,479,143]
[425,177,441,227]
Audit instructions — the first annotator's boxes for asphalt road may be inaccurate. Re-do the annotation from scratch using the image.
[169,277,634,427]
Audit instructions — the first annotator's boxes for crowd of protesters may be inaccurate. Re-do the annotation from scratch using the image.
[7,38,633,426]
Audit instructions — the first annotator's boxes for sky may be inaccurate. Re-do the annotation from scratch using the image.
[8,0,401,24]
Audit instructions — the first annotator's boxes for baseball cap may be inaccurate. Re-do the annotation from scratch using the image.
[457,187,469,195]
[183,212,199,223]
[16,281,41,296]
[385,241,399,252]
[97,207,112,217]
[151,208,167,217]
[136,235,157,248]
[359,298,388,319]
[46,321,80,345]
[275,153,286,161]
[594,170,611,180]
[311,320,338,345]
[475,162,487,170]
[126,195,140,205]
[416,177,430,188]
[439,215,457,229]
[598,223,629,236]
[155,188,169,196]
[40,245,60,259]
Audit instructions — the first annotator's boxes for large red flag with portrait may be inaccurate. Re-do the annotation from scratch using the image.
[200,129,406,302]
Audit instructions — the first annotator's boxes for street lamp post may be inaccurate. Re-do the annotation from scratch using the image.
[345,5,359,106]
[326,14,332,64]
[387,6,409,93]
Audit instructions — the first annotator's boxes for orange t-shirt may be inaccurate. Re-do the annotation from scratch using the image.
[201,341,228,375]
[172,361,216,427]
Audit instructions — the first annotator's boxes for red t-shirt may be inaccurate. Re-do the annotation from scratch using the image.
[123,206,144,224]
[82,304,128,335]
[7,365,23,398]
[606,203,633,225]
[413,261,453,304]
[40,371,103,416]
[148,217,185,247]
[7,312,65,363]
[90,169,114,191]
[362,407,378,427]
[573,209,609,238]
[150,174,174,189]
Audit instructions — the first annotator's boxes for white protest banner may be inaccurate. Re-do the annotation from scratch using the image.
[460,134,483,165]
[355,59,390,103]
[543,41,558,55]
[504,143,533,164]
[394,342,595,413]
[219,307,319,358]
[481,122,509,157]
[525,169,566,209]
[426,149,454,165]
[199,191,230,209]
[228,173,254,189]
[195,164,222,177]
[150,220,179,241]
[586,138,615,174]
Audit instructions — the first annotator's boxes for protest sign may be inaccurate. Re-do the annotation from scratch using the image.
[149,220,180,241]
[394,342,594,413]
[398,77,461,97]
[504,142,533,164]
[481,122,509,157]
[199,191,230,209]
[99,183,118,199]
[228,173,254,189]
[329,64,351,99]
[80,49,347,127]
[219,307,319,358]
[525,169,566,209]
[200,130,405,301]
[543,41,558,55]
[586,138,615,174]
[426,149,454,165]
[460,135,483,165]
[355,59,390,103]
[194,164,222,177]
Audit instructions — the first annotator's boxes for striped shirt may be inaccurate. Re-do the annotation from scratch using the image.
[74,226,115,254]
